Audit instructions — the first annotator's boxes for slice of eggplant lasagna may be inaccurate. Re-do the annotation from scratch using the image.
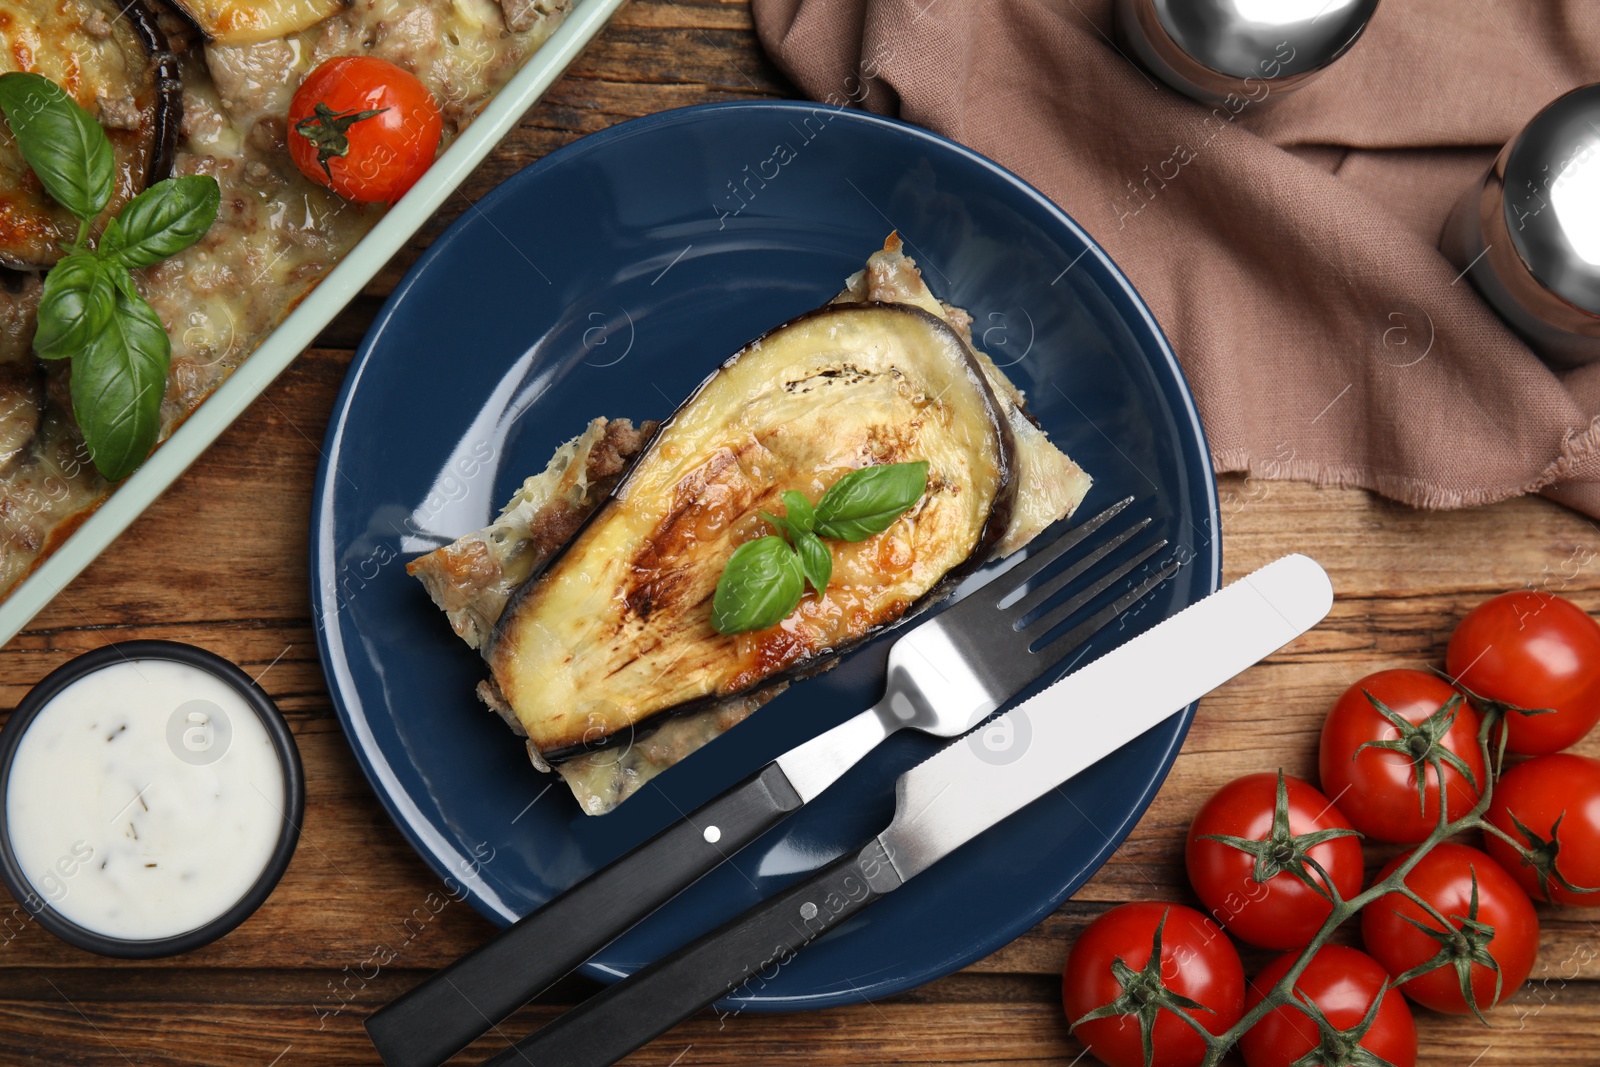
[409,235,1092,814]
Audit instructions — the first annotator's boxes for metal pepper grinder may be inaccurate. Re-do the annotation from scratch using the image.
[1442,84,1600,370]
[1114,0,1381,106]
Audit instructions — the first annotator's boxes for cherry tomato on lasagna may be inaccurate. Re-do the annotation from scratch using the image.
[288,56,442,203]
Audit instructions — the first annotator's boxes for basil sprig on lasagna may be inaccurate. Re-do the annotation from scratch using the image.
[0,71,220,481]
[714,462,931,635]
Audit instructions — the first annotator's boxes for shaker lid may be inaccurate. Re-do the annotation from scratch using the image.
[1151,0,1380,81]
[1503,84,1600,317]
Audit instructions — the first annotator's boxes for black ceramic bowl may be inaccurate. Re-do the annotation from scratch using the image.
[0,641,303,958]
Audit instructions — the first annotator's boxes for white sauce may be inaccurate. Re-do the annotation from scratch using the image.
[6,660,287,941]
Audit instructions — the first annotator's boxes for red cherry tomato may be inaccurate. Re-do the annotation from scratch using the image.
[288,56,443,203]
[1484,752,1600,906]
[1360,843,1538,1015]
[1063,902,1245,1067]
[1447,591,1600,755]
[1185,773,1364,949]
[1318,669,1486,843]
[1240,945,1418,1067]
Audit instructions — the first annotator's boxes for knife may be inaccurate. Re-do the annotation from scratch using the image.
[479,553,1333,1067]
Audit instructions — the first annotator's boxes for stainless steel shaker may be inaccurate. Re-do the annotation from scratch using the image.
[1442,84,1600,369]
[1114,0,1380,106]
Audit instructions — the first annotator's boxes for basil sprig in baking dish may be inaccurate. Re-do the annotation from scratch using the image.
[0,72,218,481]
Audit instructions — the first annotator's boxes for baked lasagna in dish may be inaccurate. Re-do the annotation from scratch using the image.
[0,0,572,597]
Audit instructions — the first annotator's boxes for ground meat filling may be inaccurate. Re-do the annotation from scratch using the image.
[524,418,653,558]
[406,417,659,651]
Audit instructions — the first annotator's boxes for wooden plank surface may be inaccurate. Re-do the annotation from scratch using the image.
[2,1,1598,1063]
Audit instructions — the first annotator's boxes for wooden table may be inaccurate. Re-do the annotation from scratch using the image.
[3,2,1598,1063]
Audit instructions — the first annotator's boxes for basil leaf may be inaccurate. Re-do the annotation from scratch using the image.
[794,531,832,594]
[0,71,114,224]
[34,254,116,360]
[71,274,171,481]
[712,536,804,635]
[813,461,929,542]
[103,176,222,270]
[781,490,816,535]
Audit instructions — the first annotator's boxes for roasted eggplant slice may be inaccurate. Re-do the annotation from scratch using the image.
[488,302,1016,756]
[167,0,344,45]
[0,0,181,270]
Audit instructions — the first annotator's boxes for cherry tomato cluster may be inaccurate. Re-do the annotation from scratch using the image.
[1062,590,1600,1067]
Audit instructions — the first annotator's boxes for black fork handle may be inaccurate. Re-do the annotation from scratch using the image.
[480,839,902,1067]
[364,762,803,1067]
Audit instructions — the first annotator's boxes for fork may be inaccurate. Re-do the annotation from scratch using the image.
[365,496,1174,1067]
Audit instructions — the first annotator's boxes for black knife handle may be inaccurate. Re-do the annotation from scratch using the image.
[364,762,804,1067]
[481,838,903,1067]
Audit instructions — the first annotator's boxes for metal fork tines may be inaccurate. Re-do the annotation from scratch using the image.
[933,495,1173,694]
[940,495,1171,671]
[775,497,1176,801]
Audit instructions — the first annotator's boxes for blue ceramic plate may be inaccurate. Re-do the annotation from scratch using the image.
[311,101,1220,1010]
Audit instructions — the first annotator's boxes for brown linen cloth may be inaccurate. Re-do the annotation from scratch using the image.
[750,0,1600,515]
